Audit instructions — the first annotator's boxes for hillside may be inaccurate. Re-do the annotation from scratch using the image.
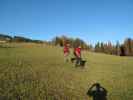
[0,43,133,100]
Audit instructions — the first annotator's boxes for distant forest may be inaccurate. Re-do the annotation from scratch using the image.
[0,34,133,56]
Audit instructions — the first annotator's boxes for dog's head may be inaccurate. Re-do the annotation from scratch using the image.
[81,60,86,66]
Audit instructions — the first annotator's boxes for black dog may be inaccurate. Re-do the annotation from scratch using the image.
[80,60,86,67]
[71,58,86,67]
[71,58,76,63]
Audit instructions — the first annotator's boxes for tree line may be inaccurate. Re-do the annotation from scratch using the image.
[51,36,92,50]
[0,34,133,56]
[50,36,133,56]
[94,38,133,56]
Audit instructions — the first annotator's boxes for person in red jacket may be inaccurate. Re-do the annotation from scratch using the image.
[63,43,70,62]
[74,46,82,66]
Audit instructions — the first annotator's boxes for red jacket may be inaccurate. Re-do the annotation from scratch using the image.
[64,46,69,54]
[74,47,81,57]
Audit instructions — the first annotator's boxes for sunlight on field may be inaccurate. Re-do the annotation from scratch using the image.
[0,43,133,100]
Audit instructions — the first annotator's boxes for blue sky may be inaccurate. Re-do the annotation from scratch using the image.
[0,0,133,45]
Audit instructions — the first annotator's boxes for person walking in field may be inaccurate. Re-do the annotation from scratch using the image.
[63,43,70,62]
[74,46,82,66]
[71,45,86,67]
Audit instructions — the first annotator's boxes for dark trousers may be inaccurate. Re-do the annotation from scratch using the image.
[75,57,82,66]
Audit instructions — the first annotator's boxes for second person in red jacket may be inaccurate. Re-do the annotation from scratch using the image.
[74,46,82,66]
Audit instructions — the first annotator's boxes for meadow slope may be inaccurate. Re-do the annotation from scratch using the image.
[0,43,133,100]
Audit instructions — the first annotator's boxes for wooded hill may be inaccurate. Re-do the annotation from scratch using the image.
[0,33,133,56]
[50,36,133,56]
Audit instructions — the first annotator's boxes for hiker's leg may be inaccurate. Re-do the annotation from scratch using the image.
[75,57,80,66]
[64,53,69,62]
[75,57,78,66]
[78,57,82,64]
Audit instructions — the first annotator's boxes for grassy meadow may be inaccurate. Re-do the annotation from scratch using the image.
[0,43,133,100]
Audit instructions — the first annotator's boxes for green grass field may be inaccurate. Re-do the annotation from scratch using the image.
[0,43,133,100]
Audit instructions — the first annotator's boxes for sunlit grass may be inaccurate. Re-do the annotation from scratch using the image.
[0,43,133,100]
